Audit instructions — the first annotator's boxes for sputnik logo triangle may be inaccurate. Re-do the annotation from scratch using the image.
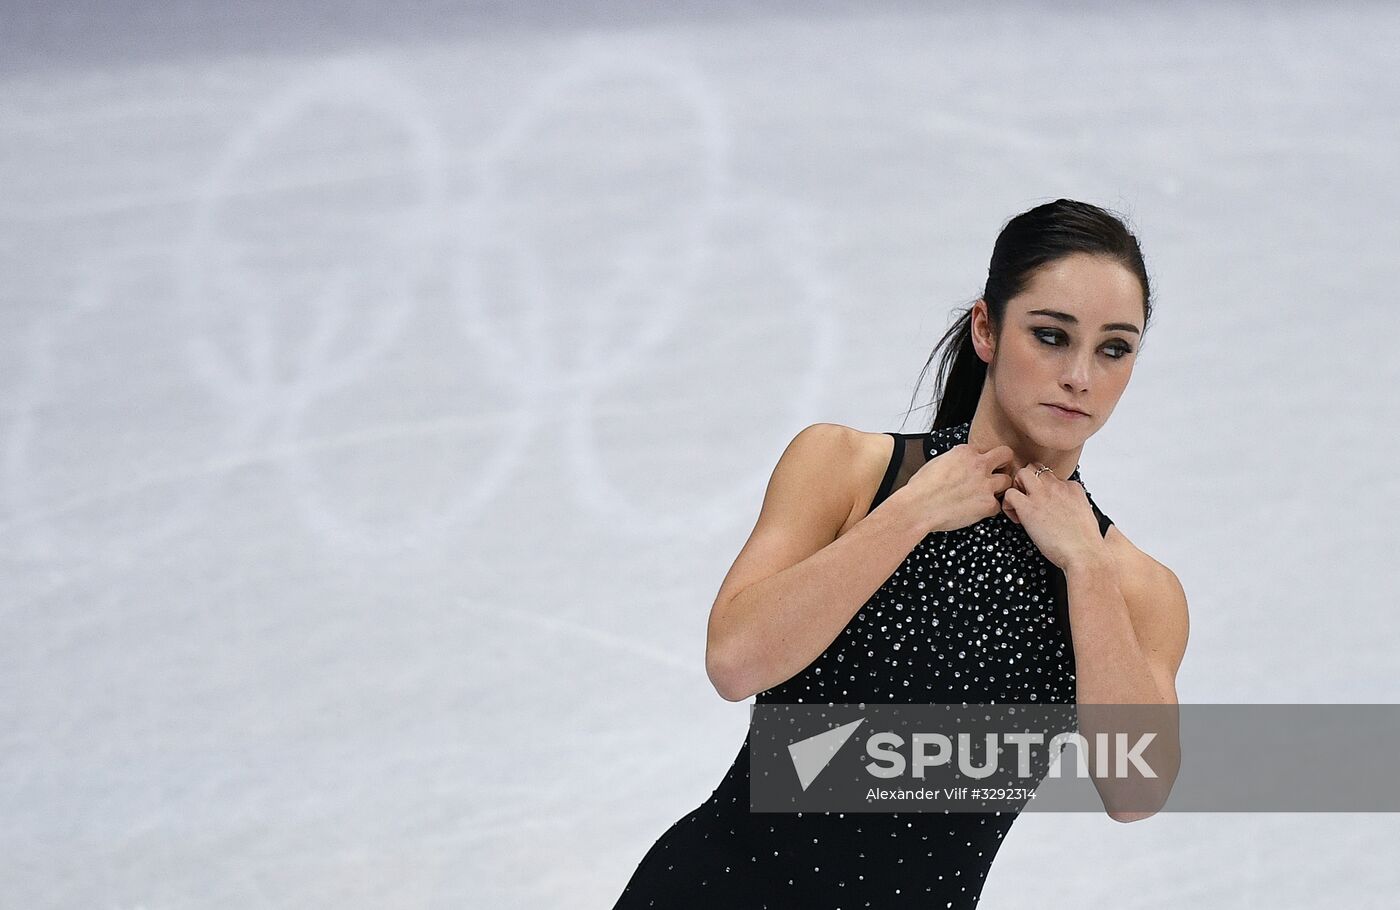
[787,717,866,791]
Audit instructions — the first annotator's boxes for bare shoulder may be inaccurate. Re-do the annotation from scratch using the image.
[1103,522,1190,671]
[1104,523,1179,589]
[778,423,897,538]
[834,424,899,537]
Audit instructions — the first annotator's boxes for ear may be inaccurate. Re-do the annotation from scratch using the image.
[969,299,996,364]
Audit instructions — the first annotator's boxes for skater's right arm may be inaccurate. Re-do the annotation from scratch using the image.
[704,423,1013,702]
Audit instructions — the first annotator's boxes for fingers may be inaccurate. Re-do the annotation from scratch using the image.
[1002,487,1023,524]
[980,445,1016,471]
[1016,463,1056,485]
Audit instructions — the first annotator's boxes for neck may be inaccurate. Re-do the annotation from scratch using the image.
[966,403,1083,481]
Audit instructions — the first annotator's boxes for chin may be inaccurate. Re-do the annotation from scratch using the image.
[1028,408,1094,444]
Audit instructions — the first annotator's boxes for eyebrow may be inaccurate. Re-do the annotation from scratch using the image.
[1025,308,1141,335]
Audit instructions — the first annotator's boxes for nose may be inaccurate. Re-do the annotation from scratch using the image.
[1060,352,1091,393]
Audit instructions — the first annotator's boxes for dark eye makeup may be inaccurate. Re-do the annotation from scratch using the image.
[1032,327,1133,359]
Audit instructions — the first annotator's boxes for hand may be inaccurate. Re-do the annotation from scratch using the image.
[1000,464,1106,570]
[905,442,1017,533]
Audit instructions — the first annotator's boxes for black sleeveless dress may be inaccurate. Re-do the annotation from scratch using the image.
[612,420,1114,909]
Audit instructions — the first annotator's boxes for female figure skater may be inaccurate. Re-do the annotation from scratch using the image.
[612,198,1190,908]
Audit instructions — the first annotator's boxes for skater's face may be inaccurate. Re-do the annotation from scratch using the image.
[974,252,1143,446]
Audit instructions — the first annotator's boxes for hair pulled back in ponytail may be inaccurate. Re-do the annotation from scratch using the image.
[904,198,1153,431]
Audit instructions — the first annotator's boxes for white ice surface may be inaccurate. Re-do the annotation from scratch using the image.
[2,3,1399,908]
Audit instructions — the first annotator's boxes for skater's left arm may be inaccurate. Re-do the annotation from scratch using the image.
[1065,527,1189,822]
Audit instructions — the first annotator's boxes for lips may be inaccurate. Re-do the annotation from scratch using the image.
[1044,403,1089,417]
